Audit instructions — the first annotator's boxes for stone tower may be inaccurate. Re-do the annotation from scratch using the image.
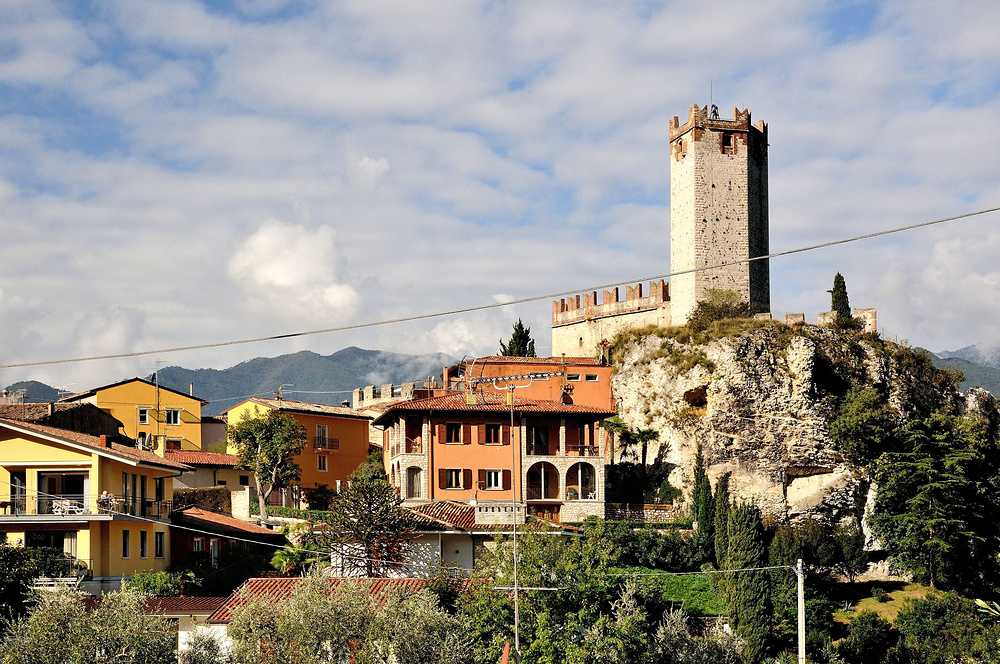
[668,104,769,323]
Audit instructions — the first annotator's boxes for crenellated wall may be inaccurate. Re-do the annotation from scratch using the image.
[552,281,671,357]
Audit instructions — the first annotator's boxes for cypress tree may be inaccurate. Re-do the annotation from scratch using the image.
[692,443,715,556]
[726,502,771,662]
[831,272,851,323]
[713,473,731,566]
[499,318,537,357]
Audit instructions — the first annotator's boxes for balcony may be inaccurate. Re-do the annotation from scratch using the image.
[0,494,173,520]
[314,436,340,451]
[566,445,599,457]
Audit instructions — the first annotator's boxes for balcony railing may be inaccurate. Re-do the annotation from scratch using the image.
[0,494,172,519]
[314,436,340,450]
[526,486,560,501]
[566,445,599,457]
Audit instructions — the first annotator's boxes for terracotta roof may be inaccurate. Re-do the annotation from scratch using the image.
[208,577,473,624]
[463,356,604,366]
[172,506,285,538]
[225,398,370,420]
[406,500,477,530]
[0,402,93,422]
[372,392,614,425]
[0,419,190,471]
[166,450,239,468]
[60,376,209,406]
[405,500,582,534]
[143,596,228,614]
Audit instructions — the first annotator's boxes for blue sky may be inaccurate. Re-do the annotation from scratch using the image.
[2,0,1000,389]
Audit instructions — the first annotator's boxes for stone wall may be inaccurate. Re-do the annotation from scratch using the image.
[604,503,685,523]
[551,281,671,357]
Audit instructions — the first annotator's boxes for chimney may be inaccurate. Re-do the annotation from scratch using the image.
[442,366,449,387]
[100,435,112,449]
[189,382,194,396]
[341,400,350,408]
[47,402,54,417]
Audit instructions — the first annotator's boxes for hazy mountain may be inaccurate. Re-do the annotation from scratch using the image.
[6,347,455,417]
[1,380,61,403]
[938,343,1000,370]
[928,352,1000,397]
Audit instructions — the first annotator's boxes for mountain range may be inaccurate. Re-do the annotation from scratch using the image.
[7,343,1000,417]
[4,347,455,417]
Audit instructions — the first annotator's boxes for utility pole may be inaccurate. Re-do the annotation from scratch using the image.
[797,558,806,664]
[468,370,560,659]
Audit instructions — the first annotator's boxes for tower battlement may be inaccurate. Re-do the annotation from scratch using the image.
[552,280,669,327]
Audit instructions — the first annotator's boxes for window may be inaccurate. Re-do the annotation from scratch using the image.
[136,431,148,447]
[193,537,205,552]
[140,531,148,558]
[445,423,462,443]
[528,425,549,456]
[154,531,165,558]
[239,475,250,486]
[316,425,329,448]
[138,408,149,425]
[154,477,164,502]
[484,424,501,444]
[216,479,228,486]
[165,409,181,426]
[567,374,581,382]
[486,470,501,489]
[318,455,328,472]
[166,439,181,450]
[446,469,462,488]
[585,374,599,382]
[122,530,130,558]
[722,133,734,154]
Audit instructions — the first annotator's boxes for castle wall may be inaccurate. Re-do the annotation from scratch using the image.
[551,281,670,357]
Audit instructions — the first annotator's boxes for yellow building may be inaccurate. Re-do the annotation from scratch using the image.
[0,418,190,593]
[60,377,208,456]
[222,398,371,508]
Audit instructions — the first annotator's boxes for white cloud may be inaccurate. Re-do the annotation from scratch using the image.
[227,221,360,325]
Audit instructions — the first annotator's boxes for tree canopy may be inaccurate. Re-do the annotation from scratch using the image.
[831,272,852,323]
[317,461,417,577]
[228,407,308,522]
[499,318,537,357]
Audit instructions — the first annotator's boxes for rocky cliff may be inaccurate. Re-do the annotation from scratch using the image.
[609,321,993,527]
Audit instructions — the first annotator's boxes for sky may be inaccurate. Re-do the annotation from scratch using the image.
[2,0,1000,391]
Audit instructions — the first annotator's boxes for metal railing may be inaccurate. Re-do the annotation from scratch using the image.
[0,494,173,519]
[314,436,340,450]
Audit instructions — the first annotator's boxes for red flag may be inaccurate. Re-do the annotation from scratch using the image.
[501,642,510,664]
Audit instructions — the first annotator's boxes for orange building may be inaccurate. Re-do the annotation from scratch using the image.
[222,398,371,508]
[449,356,615,411]
[374,392,613,523]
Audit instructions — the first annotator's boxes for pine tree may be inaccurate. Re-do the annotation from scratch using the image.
[499,318,537,357]
[726,502,771,662]
[831,272,851,323]
[692,442,715,556]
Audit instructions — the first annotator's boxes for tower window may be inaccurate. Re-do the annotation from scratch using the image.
[722,133,734,155]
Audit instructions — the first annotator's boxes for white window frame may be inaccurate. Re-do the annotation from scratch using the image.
[445,422,462,444]
[446,469,462,489]
[585,374,599,382]
[137,408,149,425]
[154,531,165,558]
[318,455,328,472]
[165,409,181,426]
[485,469,502,490]
[566,374,581,382]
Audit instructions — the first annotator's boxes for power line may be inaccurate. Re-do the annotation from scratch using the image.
[1,204,998,371]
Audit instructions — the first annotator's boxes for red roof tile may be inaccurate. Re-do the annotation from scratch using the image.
[0,419,190,471]
[463,356,603,366]
[143,596,228,614]
[208,577,473,624]
[407,500,477,530]
[372,392,613,426]
[224,398,369,420]
[172,506,285,537]
[166,450,239,468]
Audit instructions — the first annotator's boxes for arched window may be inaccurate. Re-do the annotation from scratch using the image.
[406,467,422,499]
[566,463,596,500]
[526,462,559,500]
